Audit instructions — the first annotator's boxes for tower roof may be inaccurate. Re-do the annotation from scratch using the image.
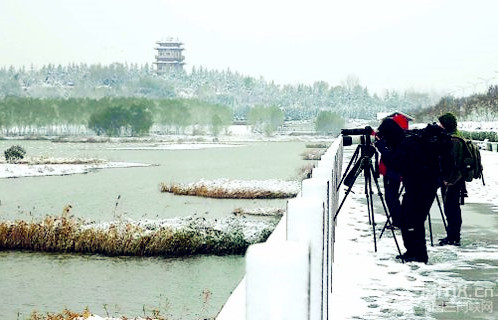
[156,37,183,45]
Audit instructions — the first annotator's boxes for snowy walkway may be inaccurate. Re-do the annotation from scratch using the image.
[330,148,498,319]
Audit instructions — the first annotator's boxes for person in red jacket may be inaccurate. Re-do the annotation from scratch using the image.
[375,117,439,263]
[378,113,409,228]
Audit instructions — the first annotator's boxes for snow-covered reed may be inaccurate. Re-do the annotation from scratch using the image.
[160,178,300,199]
[0,215,277,257]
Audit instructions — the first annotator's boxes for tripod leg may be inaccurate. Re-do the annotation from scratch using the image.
[365,170,372,226]
[436,190,447,232]
[380,182,403,239]
[379,186,394,239]
[337,145,361,191]
[334,161,364,221]
[428,212,434,246]
[378,182,403,238]
[365,170,378,252]
[369,163,404,261]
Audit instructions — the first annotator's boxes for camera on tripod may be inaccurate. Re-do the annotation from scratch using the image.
[339,125,379,188]
[335,124,403,259]
[341,126,374,146]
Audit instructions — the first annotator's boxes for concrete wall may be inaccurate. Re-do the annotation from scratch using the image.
[216,137,343,320]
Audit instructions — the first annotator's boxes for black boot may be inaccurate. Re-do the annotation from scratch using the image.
[438,237,461,246]
[396,251,428,264]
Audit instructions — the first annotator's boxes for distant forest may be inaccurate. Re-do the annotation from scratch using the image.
[0,63,496,136]
[0,63,436,117]
[415,85,498,122]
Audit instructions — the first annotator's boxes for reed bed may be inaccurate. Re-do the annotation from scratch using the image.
[233,207,285,217]
[28,308,165,320]
[2,157,105,165]
[0,215,276,257]
[29,308,91,320]
[297,162,316,181]
[301,148,326,160]
[160,178,299,199]
[305,143,330,148]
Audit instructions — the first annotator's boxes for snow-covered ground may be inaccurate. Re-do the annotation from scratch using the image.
[81,214,277,244]
[331,148,498,320]
[0,160,152,179]
[107,142,245,150]
[161,178,300,198]
[0,143,246,179]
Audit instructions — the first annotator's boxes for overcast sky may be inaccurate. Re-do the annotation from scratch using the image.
[1,0,497,96]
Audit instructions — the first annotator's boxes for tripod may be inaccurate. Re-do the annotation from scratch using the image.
[379,185,447,247]
[334,135,403,260]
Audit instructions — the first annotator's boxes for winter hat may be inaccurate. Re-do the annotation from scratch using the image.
[377,118,404,147]
[438,112,457,133]
[392,113,409,129]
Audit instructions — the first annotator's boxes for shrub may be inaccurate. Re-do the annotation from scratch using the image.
[460,130,498,142]
[4,145,26,163]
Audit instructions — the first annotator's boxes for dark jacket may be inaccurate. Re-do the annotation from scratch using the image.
[376,135,440,189]
[444,133,465,185]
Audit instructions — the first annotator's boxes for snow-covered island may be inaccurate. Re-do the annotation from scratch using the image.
[0,157,153,179]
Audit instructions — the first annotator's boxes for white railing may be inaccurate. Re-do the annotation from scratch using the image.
[217,137,343,320]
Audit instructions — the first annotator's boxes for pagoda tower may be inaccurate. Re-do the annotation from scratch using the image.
[154,37,185,74]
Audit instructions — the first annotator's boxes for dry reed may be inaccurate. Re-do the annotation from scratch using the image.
[0,215,274,257]
[28,308,166,320]
[233,207,284,217]
[297,162,316,181]
[305,143,330,148]
[160,179,299,199]
[301,148,326,160]
[29,308,90,320]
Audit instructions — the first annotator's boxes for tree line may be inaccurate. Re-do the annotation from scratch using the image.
[415,85,498,122]
[0,95,346,137]
[2,63,496,133]
[0,63,439,120]
[0,97,233,137]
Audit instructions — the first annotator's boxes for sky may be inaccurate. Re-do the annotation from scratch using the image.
[1,0,497,96]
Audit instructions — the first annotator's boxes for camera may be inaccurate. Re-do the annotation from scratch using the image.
[341,126,374,136]
[340,125,379,186]
[341,126,374,146]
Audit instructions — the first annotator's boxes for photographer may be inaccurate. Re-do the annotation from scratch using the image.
[374,118,440,263]
[378,113,409,228]
[438,112,464,246]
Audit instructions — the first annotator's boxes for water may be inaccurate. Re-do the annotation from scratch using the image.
[0,251,245,319]
[0,139,312,319]
[0,140,307,221]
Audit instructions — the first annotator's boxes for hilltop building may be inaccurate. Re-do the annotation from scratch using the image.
[154,38,185,74]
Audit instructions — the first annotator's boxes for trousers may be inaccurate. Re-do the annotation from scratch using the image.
[442,179,465,241]
[400,182,438,258]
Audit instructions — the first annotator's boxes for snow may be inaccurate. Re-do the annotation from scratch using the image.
[107,142,244,150]
[459,121,498,132]
[81,215,277,244]
[163,178,300,198]
[0,160,152,179]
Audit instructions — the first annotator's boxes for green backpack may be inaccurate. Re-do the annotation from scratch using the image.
[452,136,485,185]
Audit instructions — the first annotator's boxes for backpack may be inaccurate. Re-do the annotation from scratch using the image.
[452,135,485,185]
[406,123,454,177]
